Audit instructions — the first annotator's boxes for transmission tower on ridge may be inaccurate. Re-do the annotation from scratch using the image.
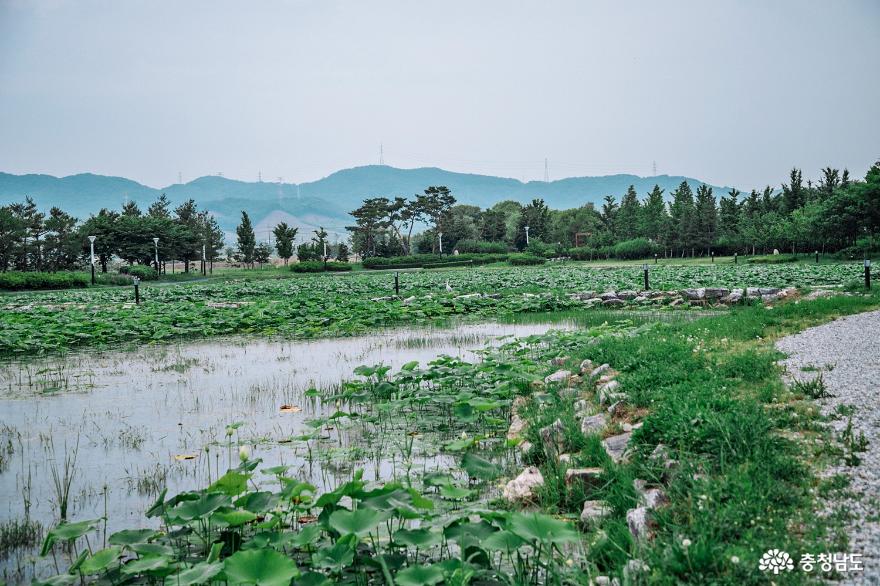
[543,158,550,182]
[379,143,385,165]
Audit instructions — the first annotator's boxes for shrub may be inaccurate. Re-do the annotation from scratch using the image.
[120,265,158,280]
[325,261,352,272]
[567,246,599,261]
[362,253,508,269]
[746,254,799,264]
[0,271,89,291]
[291,261,326,273]
[509,253,546,266]
[95,273,138,286]
[611,238,661,260]
[454,239,508,254]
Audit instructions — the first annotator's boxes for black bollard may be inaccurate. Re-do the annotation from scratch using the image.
[734,253,738,265]
[654,253,658,265]
[816,250,819,264]
[133,277,140,304]
[394,271,400,296]
[866,260,872,290]
[643,264,650,290]
[711,252,714,263]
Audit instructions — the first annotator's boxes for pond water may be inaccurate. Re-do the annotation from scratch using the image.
[0,320,577,579]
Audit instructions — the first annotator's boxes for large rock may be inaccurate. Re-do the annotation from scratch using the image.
[507,414,528,441]
[704,287,729,300]
[579,359,594,374]
[551,356,570,366]
[544,370,572,385]
[720,289,743,304]
[565,467,604,488]
[539,419,566,460]
[574,399,591,415]
[580,500,612,526]
[603,298,626,307]
[511,395,529,415]
[805,289,835,300]
[503,467,544,502]
[681,288,706,301]
[597,380,623,404]
[617,290,638,300]
[599,291,619,301]
[581,413,608,435]
[402,296,417,305]
[626,506,653,541]
[602,431,632,463]
[590,364,612,380]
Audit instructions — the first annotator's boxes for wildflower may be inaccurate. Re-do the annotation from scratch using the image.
[239,446,250,461]
[682,538,692,548]
[566,559,574,567]
[731,555,740,564]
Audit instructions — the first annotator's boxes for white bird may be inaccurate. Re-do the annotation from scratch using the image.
[445,280,453,292]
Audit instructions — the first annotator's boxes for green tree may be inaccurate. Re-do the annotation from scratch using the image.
[254,242,272,268]
[236,211,256,267]
[639,185,670,252]
[272,222,298,265]
[693,184,717,255]
[616,185,641,241]
[515,199,551,250]
[669,182,696,256]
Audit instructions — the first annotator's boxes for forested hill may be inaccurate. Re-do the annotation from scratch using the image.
[0,166,730,236]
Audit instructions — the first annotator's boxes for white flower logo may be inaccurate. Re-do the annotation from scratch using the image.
[759,549,794,574]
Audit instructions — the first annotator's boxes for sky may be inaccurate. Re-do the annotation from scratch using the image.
[1,0,878,190]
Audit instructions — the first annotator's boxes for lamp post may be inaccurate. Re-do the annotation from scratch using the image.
[153,237,159,274]
[524,226,530,246]
[202,243,206,276]
[88,235,96,284]
[866,259,872,290]
[438,232,443,256]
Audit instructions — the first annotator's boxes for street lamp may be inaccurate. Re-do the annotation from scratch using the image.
[524,226,530,246]
[153,237,159,273]
[438,232,444,256]
[88,235,96,284]
[202,243,206,276]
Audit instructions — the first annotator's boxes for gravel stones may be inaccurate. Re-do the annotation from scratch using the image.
[776,310,880,582]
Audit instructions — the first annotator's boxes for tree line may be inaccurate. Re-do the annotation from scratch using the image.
[0,194,225,273]
[346,163,880,259]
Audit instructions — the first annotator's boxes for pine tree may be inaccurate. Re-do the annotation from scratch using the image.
[639,185,670,250]
[694,184,717,255]
[616,185,641,240]
[669,182,695,256]
[718,189,741,248]
[236,211,256,267]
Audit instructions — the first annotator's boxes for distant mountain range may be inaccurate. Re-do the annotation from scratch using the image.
[0,165,733,241]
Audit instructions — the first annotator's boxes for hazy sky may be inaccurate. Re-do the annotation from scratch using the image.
[1,0,878,190]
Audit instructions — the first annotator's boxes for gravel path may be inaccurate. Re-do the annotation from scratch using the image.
[777,310,880,585]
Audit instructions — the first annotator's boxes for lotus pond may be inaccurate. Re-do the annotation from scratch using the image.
[2,316,668,584]
[0,262,863,356]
